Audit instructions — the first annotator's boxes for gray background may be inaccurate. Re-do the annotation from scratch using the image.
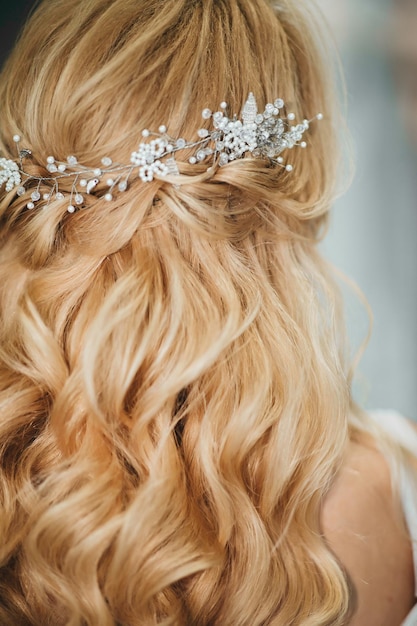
[317,0,417,419]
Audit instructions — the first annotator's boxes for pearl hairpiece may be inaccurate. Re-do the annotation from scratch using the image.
[0,93,322,214]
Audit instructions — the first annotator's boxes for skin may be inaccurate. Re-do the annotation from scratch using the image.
[322,433,416,625]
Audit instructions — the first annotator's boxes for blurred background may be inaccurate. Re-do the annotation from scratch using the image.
[1,0,416,418]
[315,0,417,419]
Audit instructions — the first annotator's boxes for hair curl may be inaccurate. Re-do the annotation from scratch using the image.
[0,1,355,624]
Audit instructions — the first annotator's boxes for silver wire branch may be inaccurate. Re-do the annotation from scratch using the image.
[0,93,322,213]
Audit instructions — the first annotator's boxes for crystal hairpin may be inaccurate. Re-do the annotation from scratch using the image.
[0,93,322,213]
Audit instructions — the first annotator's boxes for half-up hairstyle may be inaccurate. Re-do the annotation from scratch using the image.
[0,1,352,624]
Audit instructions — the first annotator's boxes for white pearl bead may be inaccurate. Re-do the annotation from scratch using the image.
[104,193,113,202]
[80,179,87,187]
[106,178,114,186]
[189,157,197,164]
[301,141,307,148]
[220,102,227,109]
[158,125,167,134]
[287,113,296,121]
[27,202,35,209]
[13,135,21,143]
[316,113,323,121]
[142,129,150,137]
[58,164,66,172]
[285,164,293,172]
[67,205,76,213]
[47,156,55,164]
[93,168,102,176]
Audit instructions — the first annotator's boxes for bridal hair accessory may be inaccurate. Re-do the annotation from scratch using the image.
[1,93,322,213]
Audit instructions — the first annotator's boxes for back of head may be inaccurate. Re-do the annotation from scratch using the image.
[0,1,351,625]
[0,0,337,253]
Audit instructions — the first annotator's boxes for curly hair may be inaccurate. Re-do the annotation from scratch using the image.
[0,1,355,624]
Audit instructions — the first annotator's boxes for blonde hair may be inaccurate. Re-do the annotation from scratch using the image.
[0,1,353,624]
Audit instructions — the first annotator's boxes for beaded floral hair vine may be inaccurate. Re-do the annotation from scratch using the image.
[0,93,322,214]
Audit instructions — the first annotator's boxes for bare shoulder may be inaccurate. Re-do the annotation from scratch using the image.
[322,435,415,625]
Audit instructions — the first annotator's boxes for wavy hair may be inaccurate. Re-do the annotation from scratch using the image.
[0,1,354,624]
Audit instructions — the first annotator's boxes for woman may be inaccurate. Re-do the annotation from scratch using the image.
[0,0,415,624]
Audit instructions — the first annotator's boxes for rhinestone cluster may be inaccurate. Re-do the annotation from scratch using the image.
[0,94,322,213]
[0,157,22,192]
[196,93,320,171]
